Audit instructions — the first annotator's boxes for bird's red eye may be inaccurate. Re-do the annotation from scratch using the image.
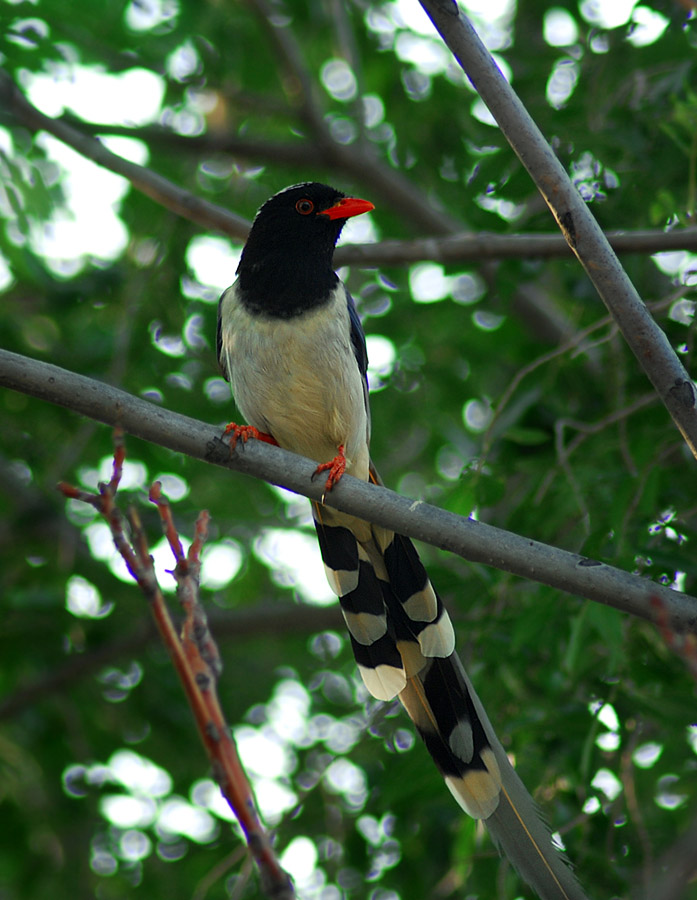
[295,199,314,215]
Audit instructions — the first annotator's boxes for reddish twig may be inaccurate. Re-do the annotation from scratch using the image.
[58,431,295,900]
[650,594,697,683]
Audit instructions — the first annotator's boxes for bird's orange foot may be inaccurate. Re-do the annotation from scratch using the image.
[223,422,278,451]
[314,444,346,494]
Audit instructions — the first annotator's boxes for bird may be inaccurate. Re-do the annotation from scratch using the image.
[217,182,587,900]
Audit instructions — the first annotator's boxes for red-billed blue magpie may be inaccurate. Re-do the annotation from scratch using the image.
[217,183,586,900]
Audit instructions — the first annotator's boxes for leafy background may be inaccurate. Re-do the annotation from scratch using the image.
[1,0,696,898]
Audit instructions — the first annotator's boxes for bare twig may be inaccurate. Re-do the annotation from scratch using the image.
[619,728,654,898]
[419,0,697,458]
[0,68,250,240]
[2,348,696,633]
[58,435,295,900]
[478,292,681,471]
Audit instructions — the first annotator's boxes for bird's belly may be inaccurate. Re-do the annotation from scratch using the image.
[223,299,369,478]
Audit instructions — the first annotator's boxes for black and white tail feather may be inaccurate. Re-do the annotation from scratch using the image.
[312,499,587,900]
[217,182,588,900]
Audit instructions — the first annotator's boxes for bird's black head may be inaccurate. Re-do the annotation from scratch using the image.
[236,182,374,318]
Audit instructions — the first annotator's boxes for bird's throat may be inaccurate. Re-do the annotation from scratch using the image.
[237,256,339,319]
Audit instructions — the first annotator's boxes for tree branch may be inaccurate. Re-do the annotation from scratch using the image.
[51,116,697,261]
[246,0,462,234]
[5,66,695,276]
[0,68,250,240]
[420,0,697,458]
[335,227,697,265]
[1,348,695,633]
[0,604,342,722]
[56,443,295,899]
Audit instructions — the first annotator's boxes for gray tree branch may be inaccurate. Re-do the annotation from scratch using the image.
[336,227,697,265]
[0,68,250,240]
[43,115,697,259]
[1,348,695,633]
[3,66,696,273]
[419,0,697,458]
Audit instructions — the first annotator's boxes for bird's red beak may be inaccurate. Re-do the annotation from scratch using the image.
[319,196,375,221]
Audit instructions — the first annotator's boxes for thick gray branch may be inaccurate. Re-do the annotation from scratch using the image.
[1,349,695,633]
[419,0,697,458]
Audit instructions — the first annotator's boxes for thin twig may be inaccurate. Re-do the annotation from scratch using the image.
[58,434,295,900]
[532,393,661,516]
[0,68,250,240]
[478,292,680,489]
[419,0,697,458]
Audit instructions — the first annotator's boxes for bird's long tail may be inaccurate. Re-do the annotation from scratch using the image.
[312,500,587,900]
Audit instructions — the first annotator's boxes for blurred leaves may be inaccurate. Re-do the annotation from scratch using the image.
[1,0,697,899]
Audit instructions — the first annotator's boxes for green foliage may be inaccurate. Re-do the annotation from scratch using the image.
[1,0,696,898]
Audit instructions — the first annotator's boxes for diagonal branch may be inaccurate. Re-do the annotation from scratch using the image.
[1,347,695,633]
[419,0,697,458]
[45,113,697,260]
[0,68,250,240]
[245,0,462,234]
[4,66,696,272]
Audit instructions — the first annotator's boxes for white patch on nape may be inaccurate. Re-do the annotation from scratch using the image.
[402,582,438,622]
[358,662,406,701]
[324,564,359,597]
[448,720,474,764]
[445,768,501,819]
[342,610,387,645]
[417,616,455,658]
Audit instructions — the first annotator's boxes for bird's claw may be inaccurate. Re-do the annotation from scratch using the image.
[223,422,277,451]
[314,444,347,498]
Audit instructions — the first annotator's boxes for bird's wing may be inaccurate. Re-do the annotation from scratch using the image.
[346,288,371,441]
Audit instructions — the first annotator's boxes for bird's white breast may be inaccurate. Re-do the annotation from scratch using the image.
[219,283,370,480]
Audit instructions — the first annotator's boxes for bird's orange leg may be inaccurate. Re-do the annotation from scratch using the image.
[314,444,346,493]
[223,423,278,451]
